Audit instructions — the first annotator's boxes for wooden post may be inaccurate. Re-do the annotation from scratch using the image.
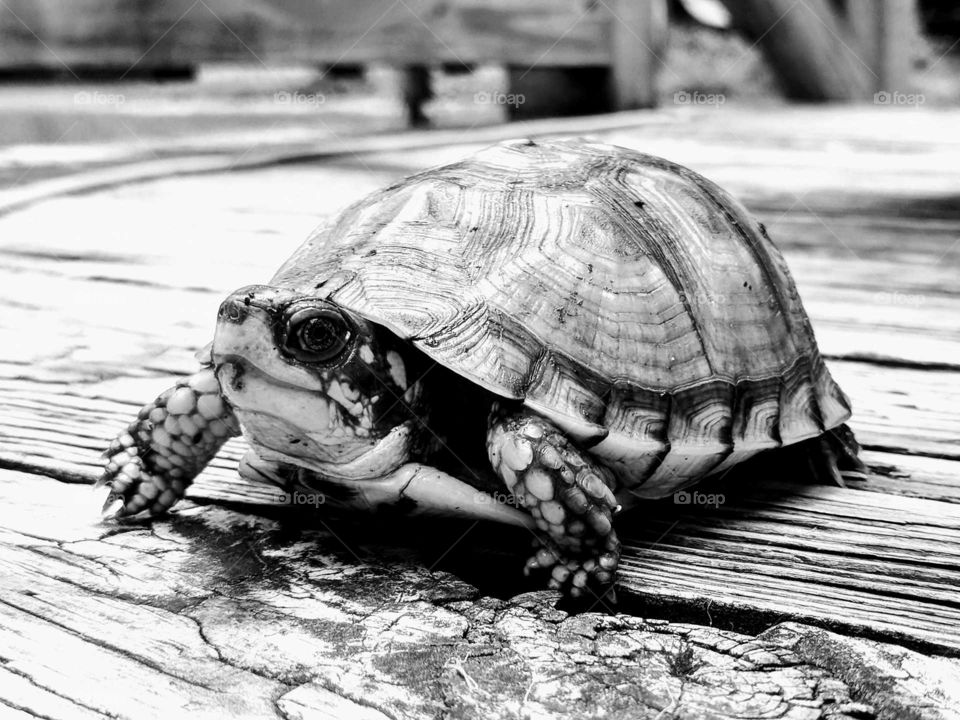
[721,0,875,100]
[507,0,667,119]
[845,0,919,94]
[609,0,669,109]
[401,65,433,128]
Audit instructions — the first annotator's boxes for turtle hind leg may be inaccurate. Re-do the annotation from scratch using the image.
[809,423,867,487]
[486,403,621,599]
[743,423,865,487]
[98,367,239,518]
[826,423,865,472]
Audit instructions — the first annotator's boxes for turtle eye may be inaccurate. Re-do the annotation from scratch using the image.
[284,307,353,364]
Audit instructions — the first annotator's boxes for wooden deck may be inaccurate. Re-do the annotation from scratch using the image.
[1,107,959,719]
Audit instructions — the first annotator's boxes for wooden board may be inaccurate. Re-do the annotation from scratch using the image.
[2,358,958,488]
[1,107,959,716]
[618,482,960,654]
[4,470,960,720]
[0,0,623,69]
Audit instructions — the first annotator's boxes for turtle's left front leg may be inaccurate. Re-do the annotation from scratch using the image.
[98,367,239,518]
[487,404,621,597]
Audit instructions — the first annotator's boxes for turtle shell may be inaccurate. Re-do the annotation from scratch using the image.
[271,138,851,498]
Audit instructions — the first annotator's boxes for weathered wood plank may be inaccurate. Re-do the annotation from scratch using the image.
[2,373,959,655]
[5,106,960,221]
[0,0,622,69]
[1,350,958,489]
[829,362,960,460]
[618,482,960,653]
[3,344,958,475]
[0,106,958,714]
[858,450,960,503]
[3,469,960,720]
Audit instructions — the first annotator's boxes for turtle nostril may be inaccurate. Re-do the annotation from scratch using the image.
[218,298,247,324]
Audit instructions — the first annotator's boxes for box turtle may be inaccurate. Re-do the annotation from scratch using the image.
[99,138,860,596]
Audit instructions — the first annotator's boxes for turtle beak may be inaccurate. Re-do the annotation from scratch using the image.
[212,285,326,392]
[213,286,279,368]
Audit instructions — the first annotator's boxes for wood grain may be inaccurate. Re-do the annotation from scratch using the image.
[0,107,958,715]
[618,482,960,653]
[0,0,621,69]
[4,348,957,477]
[720,0,874,100]
[609,0,668,109]
[3,469,959,719]
[2,369,959,657]
[3,366,959,501]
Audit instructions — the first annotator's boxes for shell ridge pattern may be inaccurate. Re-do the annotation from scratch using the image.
[583,172,801,387]
[583,173,716,380]
[649,158,841,436]
[680,174,807,340]
[664,162,808,356]
[760,229,835,434]
[615,157,798,377]
[500,154,714,390]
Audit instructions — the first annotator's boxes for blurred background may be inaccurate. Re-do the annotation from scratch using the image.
[0,0,956,191]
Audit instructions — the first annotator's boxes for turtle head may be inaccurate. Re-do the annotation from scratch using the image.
[211,285,427,479]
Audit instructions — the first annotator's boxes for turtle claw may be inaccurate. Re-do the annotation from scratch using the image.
[100,495,125,520]
[94,481,145,523]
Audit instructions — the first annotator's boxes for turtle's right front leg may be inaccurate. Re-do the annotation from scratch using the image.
[487,404,621,598]
[98,367,239,518]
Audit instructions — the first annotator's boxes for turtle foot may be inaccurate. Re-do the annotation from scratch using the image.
[97,455,182,520]
[98,368,239,518]
[525,531,620,600]
[487,405,622,598]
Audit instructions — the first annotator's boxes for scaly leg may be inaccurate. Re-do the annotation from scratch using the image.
[486,404,621,597]
[98,367,239,518]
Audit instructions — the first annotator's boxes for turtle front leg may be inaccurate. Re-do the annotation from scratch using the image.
[98,367,239,518]
[486,404,621,598]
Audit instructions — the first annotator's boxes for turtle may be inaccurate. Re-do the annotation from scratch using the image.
[98,138,861,596]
